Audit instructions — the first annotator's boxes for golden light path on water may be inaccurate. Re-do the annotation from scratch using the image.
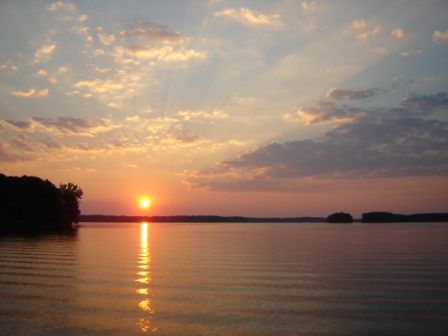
[135,222,156,332]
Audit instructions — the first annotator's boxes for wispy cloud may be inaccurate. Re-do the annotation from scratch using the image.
[326,88,383,100]
[11,89,36,97]
[214,7,282,26]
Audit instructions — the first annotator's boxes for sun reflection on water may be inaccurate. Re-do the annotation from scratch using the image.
[135,222,155,332]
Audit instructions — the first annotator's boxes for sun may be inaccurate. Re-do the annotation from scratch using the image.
[140,199,151,208]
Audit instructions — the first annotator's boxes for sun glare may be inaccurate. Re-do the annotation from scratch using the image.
[140,199,150,208]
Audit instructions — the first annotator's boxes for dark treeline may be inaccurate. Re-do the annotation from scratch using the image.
[246,217,325,223]
[0,174,83,233]
[79,215,326,223]
[362,212,448,223]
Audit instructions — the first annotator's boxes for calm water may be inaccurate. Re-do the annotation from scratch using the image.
[1,222,448,335]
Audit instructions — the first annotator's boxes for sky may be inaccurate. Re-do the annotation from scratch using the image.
[1,0,447,218]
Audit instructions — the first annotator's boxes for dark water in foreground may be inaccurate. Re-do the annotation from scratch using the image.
[1,222,447,335]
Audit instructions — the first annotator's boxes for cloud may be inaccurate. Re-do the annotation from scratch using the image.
[177,109,229,122]
[96,28,115,45]
[46,1,75,12]
[125,115,140,122]
[352,19,366,28]
[214,7,282,26]
[391,28,404,38]
[401,50,422,57]
[74,77,124,92]
[186,113,448,191]
[326,88,383,100]
[171,131,203,145]
[355,24,382,40]
[288,101,364,125]
[11,89,36,97]
[94,49,105,56]
[0,143,21,162]
[125,45,207,61]
[78,14,87,22]
[71,26,89,35]
[120,20,187,44]
[2,120,33,130]
[33,43,56,63]
[370,47,387,53]
[36,89,49,97]
[433,30,448,42]
[301,1,317,12]
[0,64,18,71]
[37,69,48,76]
[31,117,120,136]
[125,45,167,58]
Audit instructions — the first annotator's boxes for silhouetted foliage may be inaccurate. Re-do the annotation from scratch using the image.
[0,174,83,233]
[327,212,353,223]
[362,212,395,223]
[59,182,84,227]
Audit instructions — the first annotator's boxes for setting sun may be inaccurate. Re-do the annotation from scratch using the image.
[140,199,151,208]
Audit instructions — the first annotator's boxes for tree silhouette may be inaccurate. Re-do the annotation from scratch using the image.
[327,212,353,223]
[0,174,83,233]
[59,182,84,228]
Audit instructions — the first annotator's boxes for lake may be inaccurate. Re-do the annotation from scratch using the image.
[1,222,447,335]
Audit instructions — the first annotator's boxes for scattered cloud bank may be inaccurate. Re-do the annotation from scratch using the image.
[185,92,448,192]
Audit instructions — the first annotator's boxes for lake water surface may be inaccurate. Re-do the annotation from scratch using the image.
[1,222,447,335]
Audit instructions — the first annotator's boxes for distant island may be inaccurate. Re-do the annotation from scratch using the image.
[0,174,83,233]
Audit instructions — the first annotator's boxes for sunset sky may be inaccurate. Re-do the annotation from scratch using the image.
[1,0,447,217]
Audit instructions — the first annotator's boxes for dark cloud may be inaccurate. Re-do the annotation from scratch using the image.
[5,120,33,130]
[31,117,116,136]
[326,88,383,100]
[39,138,63,150]
[402,92,448,112]
[295,101,365,125]
[120,19,187,44]
[173,131,202,144]
[187,93,448,192]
